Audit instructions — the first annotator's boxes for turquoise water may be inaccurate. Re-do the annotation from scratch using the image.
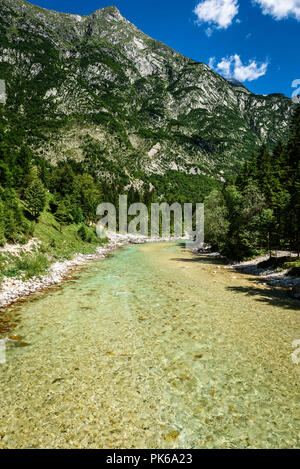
[0,242,299,448]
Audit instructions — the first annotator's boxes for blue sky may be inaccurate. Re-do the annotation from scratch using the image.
[28,0,299,96]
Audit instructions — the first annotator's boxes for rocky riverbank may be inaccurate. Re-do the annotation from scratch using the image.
[196,248,300,297]
[0,233,185,310]
[224,254,300,301]
[228,253,300,288]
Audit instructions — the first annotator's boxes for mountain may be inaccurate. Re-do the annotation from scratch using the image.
[226,78,249,91]
[0,0,296,189]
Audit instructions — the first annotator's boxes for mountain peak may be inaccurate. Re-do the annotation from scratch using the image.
[92,5,124,21]
[0,0,295,181]
[227,78,249,91]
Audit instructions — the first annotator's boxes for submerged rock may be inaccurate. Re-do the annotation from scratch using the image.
[164,430,180,442]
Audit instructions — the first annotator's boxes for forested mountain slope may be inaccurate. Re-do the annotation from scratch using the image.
[0,0,296,190]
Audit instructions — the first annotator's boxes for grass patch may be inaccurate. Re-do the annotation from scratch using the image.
[33,211,106,261]
[0,210,108,283]
[15,253,50,279]
[0,252,49,280]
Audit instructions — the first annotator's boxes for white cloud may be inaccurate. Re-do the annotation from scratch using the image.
[216,57,233,76]
[209,57,216,69]
[209,54,269,82]
[254,0,300,20]
[194,0,239,30]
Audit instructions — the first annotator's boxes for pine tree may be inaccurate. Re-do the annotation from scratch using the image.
[14,146,32,190]
[286,106,300,254]
[23,177,46,220]
[204,190,229,250]
[5,210,17,242]
[72,173,102,223]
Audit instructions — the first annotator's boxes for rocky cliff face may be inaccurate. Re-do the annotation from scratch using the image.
[0,0,296,186]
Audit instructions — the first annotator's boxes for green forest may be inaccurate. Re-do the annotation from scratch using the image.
[0,102,299,277]
[0,101,217,253]
[204,105,300,264]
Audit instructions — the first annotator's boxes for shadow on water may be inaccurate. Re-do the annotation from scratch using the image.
[171,256,225,266]
[172,245,300,310]
[174,242,227,264]
[171,252,227,266]
[227,284,300,311]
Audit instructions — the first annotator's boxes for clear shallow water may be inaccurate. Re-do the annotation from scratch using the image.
[0,242,299,449]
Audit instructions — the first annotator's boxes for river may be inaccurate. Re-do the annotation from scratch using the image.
[0,242,299,449]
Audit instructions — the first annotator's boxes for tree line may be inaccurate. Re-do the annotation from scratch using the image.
[0,107,108,245]
[1,104,299,258]
[204,105,300,260]
[0,109,164,245]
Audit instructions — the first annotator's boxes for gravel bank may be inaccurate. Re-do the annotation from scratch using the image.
[227,252,300,289]
[195,248,300,290]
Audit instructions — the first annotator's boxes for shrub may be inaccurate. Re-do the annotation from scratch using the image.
[78,224,91,242]
[15,253,50,279]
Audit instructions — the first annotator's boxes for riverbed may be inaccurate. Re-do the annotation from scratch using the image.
[0,242,299,449]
